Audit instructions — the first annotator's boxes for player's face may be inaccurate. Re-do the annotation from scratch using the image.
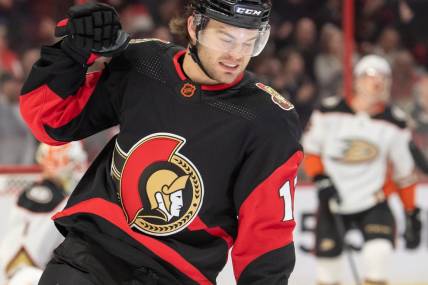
[355,73,391,104]
[197,19,256,83]
[170,190,184,217]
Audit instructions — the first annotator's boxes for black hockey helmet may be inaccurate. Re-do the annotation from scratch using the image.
[192,0,271,30]
[187,0,272,79]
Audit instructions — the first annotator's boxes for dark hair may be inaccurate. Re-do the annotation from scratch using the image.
[169,0,272,42]
[169,1,195,42]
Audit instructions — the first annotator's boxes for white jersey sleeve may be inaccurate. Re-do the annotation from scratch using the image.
[387,109,416,187]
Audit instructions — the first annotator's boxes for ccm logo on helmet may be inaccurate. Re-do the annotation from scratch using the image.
[235,6,263,16]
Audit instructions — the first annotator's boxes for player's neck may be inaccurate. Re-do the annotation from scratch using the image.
[350,95,385,115]
[182,50,220,85]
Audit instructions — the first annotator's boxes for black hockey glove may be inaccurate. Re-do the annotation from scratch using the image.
[314,174,341,204]
[55,2,130,65]
[404,207,422,249]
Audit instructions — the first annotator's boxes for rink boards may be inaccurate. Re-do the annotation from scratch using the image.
[1,183,427,285]
[217,184,428,285]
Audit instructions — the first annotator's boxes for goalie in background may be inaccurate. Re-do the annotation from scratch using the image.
[0,142,87,285]
[303,54,419,285]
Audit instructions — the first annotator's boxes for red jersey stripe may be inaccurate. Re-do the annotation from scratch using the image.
[20,71,102,145]
[232,151,303,281]
[52,198,213,285]
[188,216,234,248]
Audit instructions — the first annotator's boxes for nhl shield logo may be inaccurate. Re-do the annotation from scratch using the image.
[181,83,196,97]
[111,133,204,236]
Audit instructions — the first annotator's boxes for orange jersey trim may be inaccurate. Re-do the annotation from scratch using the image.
[398,184,417,211]
[303,154,324,178]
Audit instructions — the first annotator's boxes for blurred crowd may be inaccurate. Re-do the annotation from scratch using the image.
[1,0,428,179]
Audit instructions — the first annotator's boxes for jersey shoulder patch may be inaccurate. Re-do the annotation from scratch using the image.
[255,82,294,111]
[17,180,66,213]
[249,82,301,142]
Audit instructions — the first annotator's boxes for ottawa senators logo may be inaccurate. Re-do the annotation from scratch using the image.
[110,133,204,236]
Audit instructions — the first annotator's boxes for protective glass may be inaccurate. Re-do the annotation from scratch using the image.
[194,14,270,57]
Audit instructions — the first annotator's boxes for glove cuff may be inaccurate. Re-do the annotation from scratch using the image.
[313,174,334,190]
[61,37,99,66]
[405,207,420,217]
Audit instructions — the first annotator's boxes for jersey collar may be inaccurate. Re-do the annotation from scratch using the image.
[172,49,244,92]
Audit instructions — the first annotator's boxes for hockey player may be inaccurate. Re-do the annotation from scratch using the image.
[0,142,87,285]
[303,54,418,285]
[20,1,303,284]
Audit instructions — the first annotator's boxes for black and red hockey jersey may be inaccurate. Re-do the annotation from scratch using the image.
[20,39,303,285]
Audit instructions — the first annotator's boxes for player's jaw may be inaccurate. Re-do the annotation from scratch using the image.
[355,75,391,105]
[200,47,250,84]
[215,56,247,83]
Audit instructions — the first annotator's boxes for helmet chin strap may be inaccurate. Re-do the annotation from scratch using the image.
[188,41,219,82]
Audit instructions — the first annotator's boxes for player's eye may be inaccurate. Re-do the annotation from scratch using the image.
[220,37,233,43]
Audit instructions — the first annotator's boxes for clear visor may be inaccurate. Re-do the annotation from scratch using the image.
[194,15,270,57]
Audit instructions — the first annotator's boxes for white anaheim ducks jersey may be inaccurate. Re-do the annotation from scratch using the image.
[303,97,416,214]
[0,179,66,280]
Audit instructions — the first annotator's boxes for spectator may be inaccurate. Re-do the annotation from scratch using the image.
[398,0,428,67]
[0,25,22,78]
[410,75,428,134]
[21,48,40,79]
[0,73,35,164]
[409,74,428,169]
[373,26,401,64]
[36,16,56,45]
[316,0,342,28]
[315,24,344,100]
[120,3,154,35]
[251,55,282,84]
[150,25,173,42]
[292,17,318,79]
[391,50,417,103]
[157,0,182,26]
[274,48,316,128]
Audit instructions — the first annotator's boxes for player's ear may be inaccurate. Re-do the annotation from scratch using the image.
[187,15,197,45]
